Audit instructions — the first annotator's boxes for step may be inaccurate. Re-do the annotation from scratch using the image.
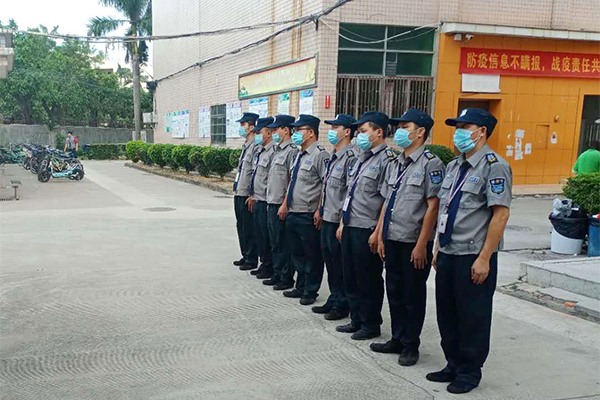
[520,258,600,300]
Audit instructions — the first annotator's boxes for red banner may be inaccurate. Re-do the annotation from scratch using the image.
[460,47,600,79]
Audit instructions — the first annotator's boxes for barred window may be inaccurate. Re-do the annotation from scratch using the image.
[210,104,226,144]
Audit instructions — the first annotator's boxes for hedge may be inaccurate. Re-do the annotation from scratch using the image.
[189,146,210,176]
[425,144,456,165]
[204,147,232,178]
[148,143,167,167]
[563,172,600,215]
[87,144,126,160]
[172,144,194,172]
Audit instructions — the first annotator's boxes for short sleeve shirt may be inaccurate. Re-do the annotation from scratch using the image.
[381,146,445,243]
[267,140,299,205]
[321,145,358,223]
[288,142,330,213]
[437,144,513,255]
[251,141,276,202]
[234,141,259,197]
[573,149,600,174]
[345,143,395,229]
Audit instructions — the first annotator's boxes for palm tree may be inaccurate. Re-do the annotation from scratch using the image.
[88,0,152,140]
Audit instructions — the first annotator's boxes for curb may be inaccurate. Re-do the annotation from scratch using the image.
[125,162,233,195]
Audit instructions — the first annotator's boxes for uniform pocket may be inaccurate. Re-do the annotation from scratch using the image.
[405,176,424,200]
[362,168,380,192]
[460,182,484,209]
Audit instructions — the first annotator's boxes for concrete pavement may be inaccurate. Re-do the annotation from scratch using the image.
[1,161,598,400]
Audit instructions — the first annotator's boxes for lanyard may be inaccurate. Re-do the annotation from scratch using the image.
[445,164,472,209]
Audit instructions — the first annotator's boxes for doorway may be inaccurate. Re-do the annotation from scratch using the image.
[578,95,600,155]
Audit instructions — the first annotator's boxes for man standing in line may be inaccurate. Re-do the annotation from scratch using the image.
[370,109,444,367]
[233,112,260,271]
[311,114,357,321]
[246,117,276,280]
[336,111,395,340]
[263,115,299,290]
[427,109,512,394]
[279,115,329,306]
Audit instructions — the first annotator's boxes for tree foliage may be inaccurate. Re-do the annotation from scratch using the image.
[0,19,152,128]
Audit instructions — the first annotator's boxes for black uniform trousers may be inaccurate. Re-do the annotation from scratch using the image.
[342,226,384,333]
[267,204,294,284]
[320,221,349,311]
[253,201,272,272]
[384,240,433,350]
[436,251,498,386]
[234,195,257,266]
[286,212,324,298]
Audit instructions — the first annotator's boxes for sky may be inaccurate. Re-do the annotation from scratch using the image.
[3,0,154,77]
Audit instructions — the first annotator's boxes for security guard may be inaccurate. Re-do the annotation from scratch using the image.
[233,112,260,271]
[246,117,276,279]
[279,115,329,306]
[336,111,395,340]
[311,114,358,320]
[263,115,299,290]
[427,109,512,394]
[370,109,444,367]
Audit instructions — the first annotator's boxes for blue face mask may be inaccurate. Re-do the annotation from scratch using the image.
[328,130,340,146]
[254,134,263,146]
[394,128,413,148]
[272,133,282,144]
[356,133,372,151]
[238,127,247,138]
[292,132,305,146]
[453,128,480,153]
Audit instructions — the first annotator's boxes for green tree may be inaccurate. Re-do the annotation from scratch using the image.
[88,0,152,140]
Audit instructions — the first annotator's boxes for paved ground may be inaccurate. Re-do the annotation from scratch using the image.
[0,161,598,400]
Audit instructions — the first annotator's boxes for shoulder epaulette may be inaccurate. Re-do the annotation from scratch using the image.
[317,145,325,151]
[385,149,395,158]
[290,143,297,149]
[486,153,498,164]
[424,150,435,160]
[347,149,355,158]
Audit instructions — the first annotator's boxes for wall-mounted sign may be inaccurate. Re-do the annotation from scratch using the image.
[239,56,317,100]
[165,110,190,138]
[460,47,600,79]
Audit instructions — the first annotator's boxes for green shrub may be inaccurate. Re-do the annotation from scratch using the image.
[204,147,233,179]
[140,143,153,165]
[425,144,456,165]
[126,140,144,163]
[189,146,210,176]
[56,133,66,150]
[563,172,600,215]
[88,144,126,160]
[172,144,194,172]
[229,148,243,170]
[148,144,166,167]
[161,144,176,168]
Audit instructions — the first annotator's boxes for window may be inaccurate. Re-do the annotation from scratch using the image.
[210,104,226,144]
[338,23,435,77]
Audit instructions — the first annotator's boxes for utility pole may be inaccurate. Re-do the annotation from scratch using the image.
[132,32,141,141]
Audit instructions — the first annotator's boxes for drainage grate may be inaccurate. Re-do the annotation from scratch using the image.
[143,207,176,212]
[506,225,532,232]
[0,197,16,202]
[214,195,232,199]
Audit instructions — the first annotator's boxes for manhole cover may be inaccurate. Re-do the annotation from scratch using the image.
[144,207,176,212]
[214,195,232,199]
[506,225,532,232]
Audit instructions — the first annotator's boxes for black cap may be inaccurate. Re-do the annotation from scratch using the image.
[445,108,498,136]
[290,114,321,133]
[267,114,296,129]
[352,111,389,130]
[390,108,434,131]
[252,117,275,133]
[324,113,357,128]
[236,112,260,124]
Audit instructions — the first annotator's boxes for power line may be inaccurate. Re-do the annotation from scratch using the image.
[321,19,439,45]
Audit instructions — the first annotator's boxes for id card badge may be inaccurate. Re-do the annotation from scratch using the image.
[342,197,350,212]
[438,213,448,234]
[235,172,240,183]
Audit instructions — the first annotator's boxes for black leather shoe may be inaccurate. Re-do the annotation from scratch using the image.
[324,308,349,321]
[233,258,246,266]
[447,380,478,394]
[398,348,419,366]
[426,369,457,383]
[256,271,272,280]
[263,278,279,286]
[336,323,361,333]
[370,340,404,354]
[239,263,257,271]
[300,297,316,306]
[311,304,333,314]
[351,329,381,341]
[250,269,261,275]
[283,288,302,298]
[273,281,294,291]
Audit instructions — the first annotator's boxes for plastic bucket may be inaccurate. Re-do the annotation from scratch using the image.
[589,217,600,257]
[551,228,584,254]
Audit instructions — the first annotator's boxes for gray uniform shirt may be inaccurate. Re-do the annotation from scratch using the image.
[288,141,330,213]
[381,146,445,243]
[321,145,358,224]
[267,140,299,205]
[437,143,513,255]
[345,143,395,229]
[234,140,259,197]
[251,141,276,202]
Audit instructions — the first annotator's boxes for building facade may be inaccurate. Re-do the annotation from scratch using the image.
[152,0,600,184]
[0,29,14,79]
